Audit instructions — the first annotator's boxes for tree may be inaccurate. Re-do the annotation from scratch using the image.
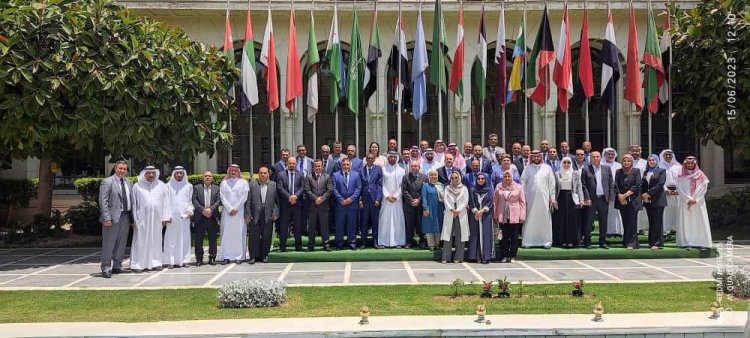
[0,0,238,216]
[670,0,749,158]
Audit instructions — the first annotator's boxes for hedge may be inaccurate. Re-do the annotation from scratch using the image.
[706,187,750,229]
[0,178,38,208]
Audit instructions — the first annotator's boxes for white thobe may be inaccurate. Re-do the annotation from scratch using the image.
[602,161,624,235]
[520,164,556,247]
[675,174,712,248]
[421,161,437,175]
[131,180,171,270]
[218,178,250,260]
[433,153,445,168]
[663,164,682,232]
[378,164,406,247]
[163,182,193,266]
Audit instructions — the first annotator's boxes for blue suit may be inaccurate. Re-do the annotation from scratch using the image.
[359,165,383,247]
[334,157,363,173]
[277,169,304,250]
[463,172,478,189]
[465,156,493,175]
[332,171,362,248]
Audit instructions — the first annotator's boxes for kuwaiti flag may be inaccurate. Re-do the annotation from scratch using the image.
[624,2,643,112]
[507,19,525,104]
[474,8,488,103]
[658,14,671,104]
[306,10,320,123]
[600,8,620,111]
[578,6,594,99]
[495,3,507,107]
[326,6,346,111]
[260,8,279,112]
[389,12,409,105]
[242,7,259,107]
[552,2,573,112]
[449,3,465,98]
[412,6,428,119]
[363,3,381,109]
[527,6,555,107]
[285,8,303,113]
[642,6,664,114]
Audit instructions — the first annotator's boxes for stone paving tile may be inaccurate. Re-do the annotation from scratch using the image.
[350,261,405,270]
[52,248,101,256]
[290,262,345,272]
[524,260,580,269]
[140,273,215,287]
[2,275,83,287]
[12,255,86,265]
[577,259,644,268]
[601,268,680,281]
[40,264,97,275]
[0,265,53,274]
[638,259,706,268]
[178,264,234,273]
[412,269,478,283]
[350,270,411,284]
[0,275,21,284]
[665,267,715,279]
[72,274,149,287]
[473,269,550,282]
[408,261,462,270]
[4,248,58,255]
[229,263,288,273]
[214,272,281,285]
[283,271,345,284]
[537,268,614,281]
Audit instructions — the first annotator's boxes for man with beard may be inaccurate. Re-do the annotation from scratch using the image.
[674,156,712,248]
[163,166,193,268]
[511,142,523,162]
[131,166,172,272]
[420,148,438,175]
[520,151,557,248]
[467,145,492,174]
[580,151,614,249]
[378,152,406,247]
[192,171,221,265]
[332,158,362,250]
[246,166,279,263]
[402,160,427,248]
[218,164,250,264]
[437,153,461,185]
[359,153,383,248]
[582,141,593,164]
[483,133,505,164]
[433,140,446,168]
[271,149,291,182]
[303,160,332,251]
[514,145,531,176]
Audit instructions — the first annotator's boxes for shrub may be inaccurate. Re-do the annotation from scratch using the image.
[0,178,38,227]
[217,279,287,308]
[67,202,103,236]
[27,209,67,238]
[713,265,750,299]
[707,187,750,229]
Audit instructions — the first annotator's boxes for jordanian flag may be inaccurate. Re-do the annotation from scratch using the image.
[223,9,234,66]
[430,0,448,93]
[642,6,664,114]
[474,9,488,103]
[363,3,381,109]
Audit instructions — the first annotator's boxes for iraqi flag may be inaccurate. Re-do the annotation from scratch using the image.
[260,8,279,112]
[449,4,465,98]
[600,8,620,111]
[552,2,573,112]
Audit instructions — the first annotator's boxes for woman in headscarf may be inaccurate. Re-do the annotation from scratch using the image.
[614,154,643,249]
[641,154,667,250]
[553,157,585,247]
[601,147,624,237]
[421,169,444,250]
[467,172,494,264]
[675,156,712,249]
[368,141,388,167]
[659,149,681,233]
[441,171,469,263]
[493,171,526,263]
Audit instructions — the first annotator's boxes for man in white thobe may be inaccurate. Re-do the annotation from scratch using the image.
[433,140,446,168]
[218,164,250,264]
[521,151,557,248]
[674,156,712,248]
[420,148,438,175]
[163,166,193,268]
[131,166,171,272]
[659,149,681,233]
[379,152,406,247]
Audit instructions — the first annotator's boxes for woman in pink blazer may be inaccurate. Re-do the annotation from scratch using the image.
[493,171,527,263]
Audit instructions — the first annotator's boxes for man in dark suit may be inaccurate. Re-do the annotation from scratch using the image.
[572,148,588,171]
[437,153,461,185]
[398,148,411,170]
[332,158,361,250]
[245,166,279,263]
[466,145,492,174]
[359,153,383,248]
[334,145,363,173]
[277,156,304,252]
[304,160,333,251]
[580,151,614,249]
[271,148,291,182]
[514,144,531,176]
[402,160,427,248]
[192,170,221,266]
[463,158,481,188]
[320,145,337,176]
[98,160,135,278]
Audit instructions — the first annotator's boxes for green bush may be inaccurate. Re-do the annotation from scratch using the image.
[0,178,38,208]
[66,202,102,236]
[707,187,750,229]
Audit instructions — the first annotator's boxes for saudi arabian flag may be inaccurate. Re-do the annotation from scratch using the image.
[430,0,448,92]
[346,9,364,114]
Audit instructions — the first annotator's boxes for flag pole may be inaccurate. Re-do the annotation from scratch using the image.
[523,0,528,145]
[374,0,381,148]
[354,5,360,154]
[480,0,486,145]
[606,0,612,148]
[397,0,402,150]
[564,0,570,143]
[334,0,340,143]
[268,0,275,165]
[248,0,256,171]
[667,0,673,149]
[437,0,444,142]
[311,0,317,159]
[542,0,548,142]
[226,0,233,166]
[583,0,590,143]
[418,0,423,144]
[647,0,653,154]
[500,0,506,148]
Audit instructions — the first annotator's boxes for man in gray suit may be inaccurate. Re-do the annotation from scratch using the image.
[192,171,221,265]
[98,160,134,278]
[580,151,614,249]
[246,166,279,263]
[402,160,427,248]
[303,159,333,251]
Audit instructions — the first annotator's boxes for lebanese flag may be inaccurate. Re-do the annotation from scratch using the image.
[624,2,643,112]
[552,2,573,112]
[578,7,594,98]
[260,8,279,112]
[448,4,464,97]
[285,8,303,113]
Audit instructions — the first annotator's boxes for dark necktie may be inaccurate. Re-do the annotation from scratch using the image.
[120,178,128,211]
[447,168,452,178]
[344,173,349,189]
[289,171,295,191]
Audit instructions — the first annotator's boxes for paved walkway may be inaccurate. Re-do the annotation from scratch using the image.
[1,245,748,290]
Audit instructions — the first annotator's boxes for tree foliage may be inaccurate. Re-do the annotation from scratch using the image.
[671,0,749,158]
[0,0,238,164]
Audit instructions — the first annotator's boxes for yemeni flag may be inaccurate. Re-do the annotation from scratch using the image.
[449,3,465,98]
[240,8,259,108]
[527,6,555,107]
[553,2,573,112]
[578,6,594,99]
[642,7,664,114]
[285,8,303,113]
[659,14,671,104]
[389,12,408,105]
[363,3,381,109]
[507,19,525,104]
[600,8,620,111]
[430,0,448,93]
[346,9,364,114]
[326,6,346,111]
[495,3,507,107]
[624,2,643,112]
[474,8,488,103]
[412,6,428,119]
[306,10,320,123]
[260,8,279,112]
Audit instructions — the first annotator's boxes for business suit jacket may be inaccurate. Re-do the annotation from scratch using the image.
[436,166,462,185]
[322,156,338,176]
[580,164,615,201]
[513,157,528,176]
[359,165,383,202]
[99,175,135,224]
[465,156,493,174]
[295,156,314,177]
[614,168,643,211]
[401,171,428,205]
[271,160,287,183]
[277,170,305,208]
[245,180,279,224]
[554,170,585,205]
[304,172,333,210]
[332,171,362,207]
[192,183,221,223]
[334,157,363,173]
[641,168,667,208]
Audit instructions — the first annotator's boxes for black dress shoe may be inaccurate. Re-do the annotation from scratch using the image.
[295,246,303,252]
[323,245,331,252]
[599,244,610,250]
[308,246,315,252]
[111,268,124,274]
[223,259,230,265]
[278,247,287,253]
[262,256,269,263]
[196,259,204,266]
[248,258,256,265]
[234,260,242,264]
[131,269,144,273]
[349,245,357,250]
[102,271,112,278]
[208,257,216,265]
[153,266,163,271]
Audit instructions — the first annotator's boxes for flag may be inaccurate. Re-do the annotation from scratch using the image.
[389,11,408,105]
[260,8,279,112]
[527,6,555,107]
[578,6,594,99]
[223,9,234,66]
[306,10,320,123]
[363,3,381,109]
[346,9,364,114]
[600,8,621,111]
[495,3,507,107]
[659,14,671,104]
[643,6,665,114]
[430,0,448,92]
[474,8,488,103]
[326,6,346,111]
[285,8,303,113]
[507,19,525,104]
[553,2,573,112]
[241,7,259,108]
[412,6,428,119]
[449,3,464,97]
[624,2,643,112]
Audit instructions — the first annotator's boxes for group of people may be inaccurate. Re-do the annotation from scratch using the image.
[97,136,712,277]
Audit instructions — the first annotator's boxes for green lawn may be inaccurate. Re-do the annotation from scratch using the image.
[0,282,745,323]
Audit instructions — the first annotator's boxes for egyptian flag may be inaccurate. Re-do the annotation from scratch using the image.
[600,8,621,111]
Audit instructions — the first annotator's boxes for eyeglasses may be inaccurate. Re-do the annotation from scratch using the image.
[576,153,585,156]
[477,177,485,180]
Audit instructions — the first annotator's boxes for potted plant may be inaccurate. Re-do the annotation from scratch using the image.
[480,281,493,298]
[572,279,585,297]
[497,277,511,298]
